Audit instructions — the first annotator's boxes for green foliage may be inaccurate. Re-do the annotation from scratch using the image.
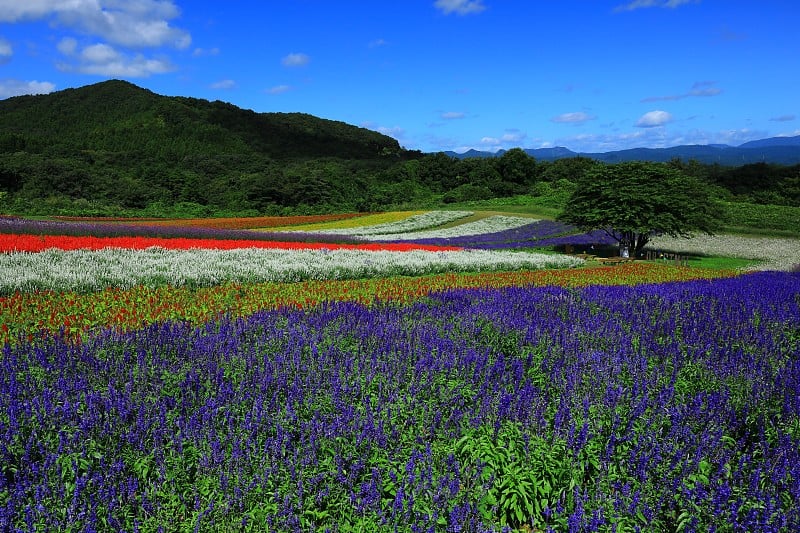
[721,201,800,234]
[455,421,579,530]
[559,161,724,256]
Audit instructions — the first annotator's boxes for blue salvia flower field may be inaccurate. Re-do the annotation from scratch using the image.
[2,271,798,532]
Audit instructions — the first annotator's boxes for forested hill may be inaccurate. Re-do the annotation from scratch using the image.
[0,80,419,215]
[0,80,402,160]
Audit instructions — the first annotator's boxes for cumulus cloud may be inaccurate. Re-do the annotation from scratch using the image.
[281,52,310,67]
[0,0,191,49]
[636,110,673,127]
[476,130,527,149]
[769,114,796,122]
[0,79,56,99]
[614,0,697,12]
[57,41,173,77]
[642,81,722,102]
[551,111,596,124]
[0,37,11,64]
[441,111,465,120]
[57,37,78,55]
[434,0,487,16]
[210,79,236,90]
[266,84,291,95]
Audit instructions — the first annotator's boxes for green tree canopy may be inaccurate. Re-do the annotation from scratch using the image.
[558,161,722,256]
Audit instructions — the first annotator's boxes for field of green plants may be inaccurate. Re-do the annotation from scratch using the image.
[1,211,798,532]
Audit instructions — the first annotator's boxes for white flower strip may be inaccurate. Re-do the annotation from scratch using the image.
[0,247,583,293]
[358,216,538,241]
[286,210,473,236]
[647,234,800,271]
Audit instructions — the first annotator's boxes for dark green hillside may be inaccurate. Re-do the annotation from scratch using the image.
[0,80,410,215]
[0,80,401,159]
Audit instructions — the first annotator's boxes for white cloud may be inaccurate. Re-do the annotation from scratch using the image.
[769,114,796,122]
[0,0,191,49]
[81,42,118,63]
[281,52,310,67]
[551,111,596,124]
[614,0,697,12]
[434,0,487,15]
[57,41,173,77]
[441,111,465,120]
[376,125,405,139]
[267,84,291,94]
[57,36,78,55]
[0,79,56,99]
[368,38,387,48]
[0,37,11,63]
[636,110,673,128]
[210,79,236,90]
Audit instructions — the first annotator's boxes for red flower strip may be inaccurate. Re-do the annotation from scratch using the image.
[0,233,461,253]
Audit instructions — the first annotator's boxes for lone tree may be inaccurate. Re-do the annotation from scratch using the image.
[558,161,722,257]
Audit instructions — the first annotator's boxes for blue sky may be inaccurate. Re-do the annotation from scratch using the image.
[1,0,798,153]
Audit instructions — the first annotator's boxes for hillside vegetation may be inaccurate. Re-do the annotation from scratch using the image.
[0,81,798,231]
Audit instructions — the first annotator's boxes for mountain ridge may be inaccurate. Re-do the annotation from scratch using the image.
[444,136,800,165]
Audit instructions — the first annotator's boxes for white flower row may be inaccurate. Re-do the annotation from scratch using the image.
[0,246,584,293]
[287,210,473,236]
[358,215,538,241]
[647,234,800,271]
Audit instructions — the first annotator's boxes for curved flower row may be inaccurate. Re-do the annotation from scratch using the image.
[0,233,454,253]
[0,246,583,294]
[648,233,800,271]
[0,218,365,244]
[360,215,538,241]
[0,263,737,345]
[50,212,366,229]
[262,210,425,232]
[285,210,473,236]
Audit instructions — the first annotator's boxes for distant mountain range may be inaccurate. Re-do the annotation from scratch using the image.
[444,136,800,166]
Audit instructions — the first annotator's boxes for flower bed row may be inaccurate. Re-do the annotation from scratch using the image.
[359,215,538,241]
[648,233,800,271]
[0,219,364,244]
[0,233,453,254]
[0,246,582,294]
[391,219,587,248]
[0,263,738,345]
[263,210,426,232]
[284,210,473,236]
[52,213,367,230]
[2,272,797,531]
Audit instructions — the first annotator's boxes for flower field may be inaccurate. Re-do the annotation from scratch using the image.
[52,213,368,230]
[1,212,799,532]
